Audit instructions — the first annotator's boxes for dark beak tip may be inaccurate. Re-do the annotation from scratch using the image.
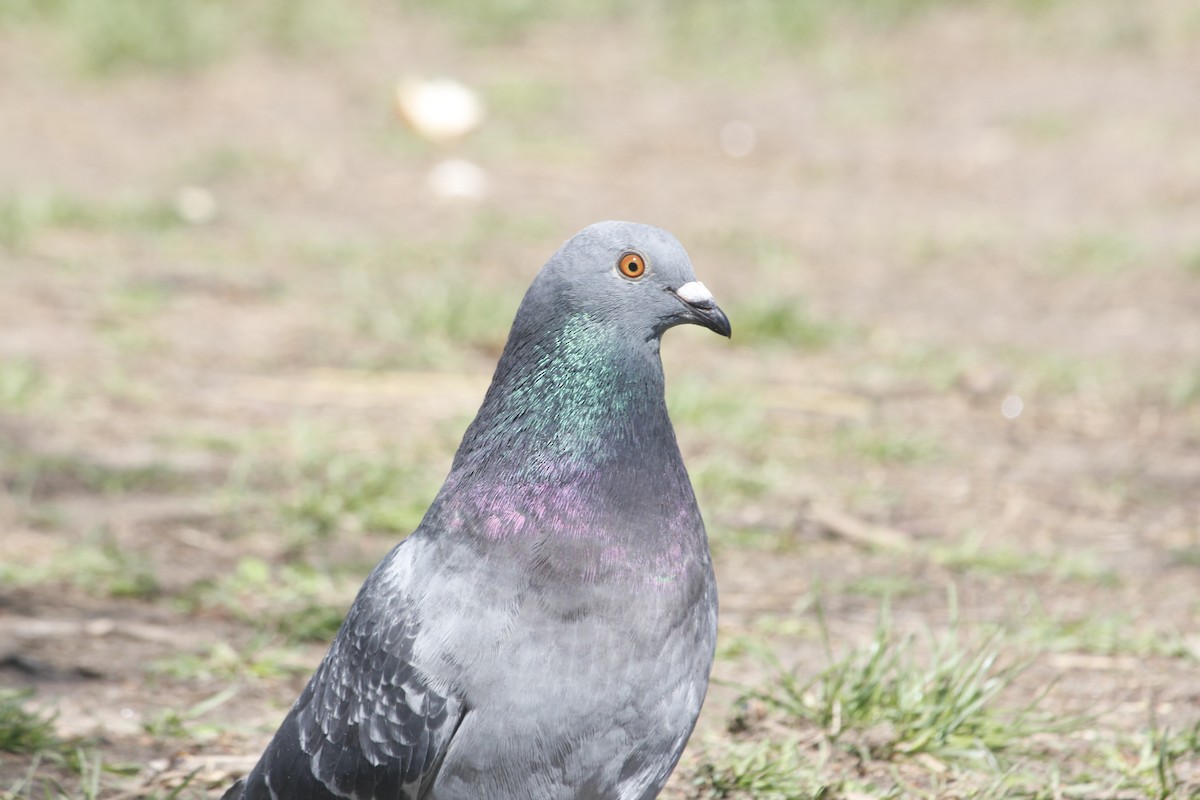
[704,306,732,339]
[715,316,732,339]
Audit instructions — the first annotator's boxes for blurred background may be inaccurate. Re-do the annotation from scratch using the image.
[1,1,1198,797]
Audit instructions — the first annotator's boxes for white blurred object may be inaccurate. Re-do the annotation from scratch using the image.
[719,120,756,158]
[427,158,489,201]
[174,185,217,225]
[396,78,485,143]
[1001,394,1024,419]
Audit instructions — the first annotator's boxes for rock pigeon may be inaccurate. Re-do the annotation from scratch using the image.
[222,221,731,800]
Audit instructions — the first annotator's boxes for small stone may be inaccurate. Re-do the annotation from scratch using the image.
[395,78,485,143]
[426,158,489,201]
[174,185,218,225]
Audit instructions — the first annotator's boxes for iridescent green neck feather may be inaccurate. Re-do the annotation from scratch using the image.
[454,310,667,477]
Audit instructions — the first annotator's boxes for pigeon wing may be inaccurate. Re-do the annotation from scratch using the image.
[231,561,465,800]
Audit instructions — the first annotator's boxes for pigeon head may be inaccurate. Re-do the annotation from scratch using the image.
[450,221,729,488]
[528,221,731,343]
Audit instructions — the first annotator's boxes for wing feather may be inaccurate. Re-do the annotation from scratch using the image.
[230,543,464,800]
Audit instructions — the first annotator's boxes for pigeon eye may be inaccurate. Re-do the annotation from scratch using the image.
[618,252,646,279]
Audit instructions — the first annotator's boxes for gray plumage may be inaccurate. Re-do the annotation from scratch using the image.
[222,221,730,800]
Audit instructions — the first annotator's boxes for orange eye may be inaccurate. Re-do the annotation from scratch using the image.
[618,252,646,279]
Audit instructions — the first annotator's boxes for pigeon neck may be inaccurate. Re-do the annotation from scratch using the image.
[457,312,670,473]
[429,311,707,584]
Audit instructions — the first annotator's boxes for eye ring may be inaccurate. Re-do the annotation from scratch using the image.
[618,252,646,279]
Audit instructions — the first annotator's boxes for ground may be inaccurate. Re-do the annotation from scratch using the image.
[0,1,1198,798]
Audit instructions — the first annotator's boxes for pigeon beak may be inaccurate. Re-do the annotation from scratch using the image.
[673,281,732,338]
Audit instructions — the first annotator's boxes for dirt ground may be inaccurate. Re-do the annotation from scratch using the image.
[1,1,1198,798]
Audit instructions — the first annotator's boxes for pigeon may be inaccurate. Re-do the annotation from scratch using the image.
[222,221,731,800]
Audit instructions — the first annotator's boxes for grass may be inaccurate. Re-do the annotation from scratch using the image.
[213,417,458,553]
[692,739,830,800]
[728,297,851,351]
[858,344,973,394]
[1170,545,1200,569]
[832,423,943,466]
[861,336,1135,404]
[690,458,773,507]
[701,597,1200,797]
[1,749,198,800]
[140,687,239,743]
[755,625,1043,761]
[1097,722,1200,799]
[322,215,558,367]
[718,613,822,662]
[1043,230,1143,275]
[0,189,184,251]
[0,691,60,756]
[218,422,452,552]
[0,693,145,800]
[705,599,1070,798]
[690,228,803,275]
[1169,365,1200,407]
[2,751,94,800]
[403,0,1046,51]
[93,282,175,357]
[1001,347,1123,398]
[148,639,310,683]
[184,557,354,645]
[902,223,1008,272]
[482,73,569,119]
[0,0,1080,83]
[1005,109,1080,144]
[2,446,188,500]
[0,360,43,411]
[930,532,1122,586]
[279,448,437,546]
[339,268,518,366]
[667,378,770,443]
[1017,603,1196,660]
[0,0,356,75]
[176,143,296,186]
[0,529,161,599]
[838,573,926,600]
[666,378,784,540]
[1183,246,1200,278]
